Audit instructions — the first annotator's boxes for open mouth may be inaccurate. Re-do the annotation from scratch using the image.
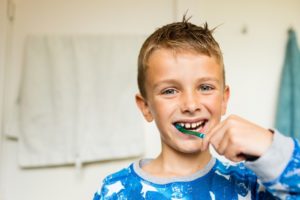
[173,120,207,132]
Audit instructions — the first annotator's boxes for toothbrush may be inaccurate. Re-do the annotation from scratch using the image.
[175,124,205,138]
[175,124,258,160]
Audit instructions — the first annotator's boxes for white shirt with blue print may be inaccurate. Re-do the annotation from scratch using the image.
[93,131,300,199]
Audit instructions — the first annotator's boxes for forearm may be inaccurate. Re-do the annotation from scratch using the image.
[245,131,300,198]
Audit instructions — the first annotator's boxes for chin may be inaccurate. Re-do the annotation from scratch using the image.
[176,145,204,154]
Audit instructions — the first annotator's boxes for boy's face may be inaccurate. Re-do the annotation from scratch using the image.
[136,49,229,154]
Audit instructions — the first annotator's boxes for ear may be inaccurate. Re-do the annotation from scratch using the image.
[221,85,230,115]
[135,93,154,122]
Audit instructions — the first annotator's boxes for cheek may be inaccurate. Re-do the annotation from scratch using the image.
[203,96,224,114]
[151,99,178,122]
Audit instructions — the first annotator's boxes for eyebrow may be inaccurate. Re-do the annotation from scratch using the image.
[152,79,178,90]
[198,77,221,84]
[152,77,221,90]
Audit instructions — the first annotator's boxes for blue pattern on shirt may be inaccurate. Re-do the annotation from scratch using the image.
[93,139,300,200]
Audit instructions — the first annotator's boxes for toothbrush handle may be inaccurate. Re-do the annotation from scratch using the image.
[241,154,259,161]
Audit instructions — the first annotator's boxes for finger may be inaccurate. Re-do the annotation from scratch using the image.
[205,119,223,141]
[205,119,226,139]
[215,132,230,155]
[203,122,223,150]
[207,120,229,150]
[202,120,226,151]
[224,144,245,162]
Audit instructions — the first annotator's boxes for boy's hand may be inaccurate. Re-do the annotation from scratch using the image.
[202,115,273,162]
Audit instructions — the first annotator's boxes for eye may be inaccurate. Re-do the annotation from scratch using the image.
[161,88,177,95]
[199,84,214,92]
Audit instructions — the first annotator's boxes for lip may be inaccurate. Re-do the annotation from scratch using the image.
[173,118,209,135]
[172,117,208,124]
[175,128,199,139]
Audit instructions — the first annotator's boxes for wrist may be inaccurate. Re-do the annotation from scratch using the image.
[260,129,274,155]
[245,130,294,182]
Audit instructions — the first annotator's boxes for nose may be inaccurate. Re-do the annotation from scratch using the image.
[180,91,201,114]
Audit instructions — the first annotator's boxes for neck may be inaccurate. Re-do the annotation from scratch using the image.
[143,145,212,178]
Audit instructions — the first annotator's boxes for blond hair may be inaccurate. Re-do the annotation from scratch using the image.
[138,16,224,98]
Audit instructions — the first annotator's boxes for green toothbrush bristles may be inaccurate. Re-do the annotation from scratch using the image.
[175,124,205,138]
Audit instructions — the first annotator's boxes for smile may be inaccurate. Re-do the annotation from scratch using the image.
[173,120,207,131]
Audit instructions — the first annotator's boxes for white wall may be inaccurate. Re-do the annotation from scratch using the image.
[0,0,300,200]
[0,0,8,198]
[178,0,300,127]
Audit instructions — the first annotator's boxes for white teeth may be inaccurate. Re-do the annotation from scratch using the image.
[178,120,206,129]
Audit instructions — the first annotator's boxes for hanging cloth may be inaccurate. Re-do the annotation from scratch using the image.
[275,29,300,139]
[18,35,146,168]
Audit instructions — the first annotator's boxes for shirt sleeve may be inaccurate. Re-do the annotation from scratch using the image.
[245,130,300,199]
[93,186,103,200]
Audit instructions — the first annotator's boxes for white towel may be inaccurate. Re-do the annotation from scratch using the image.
[18,35,146,167]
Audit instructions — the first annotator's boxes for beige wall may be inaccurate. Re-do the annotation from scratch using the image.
[0,0,7,198]
[0,0,300,200]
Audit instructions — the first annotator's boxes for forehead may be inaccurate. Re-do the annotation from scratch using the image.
[146,49,223,79]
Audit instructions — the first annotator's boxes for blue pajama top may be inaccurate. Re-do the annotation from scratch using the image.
[93,132,300,199]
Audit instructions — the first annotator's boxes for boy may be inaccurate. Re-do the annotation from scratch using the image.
[93,16,300,199]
